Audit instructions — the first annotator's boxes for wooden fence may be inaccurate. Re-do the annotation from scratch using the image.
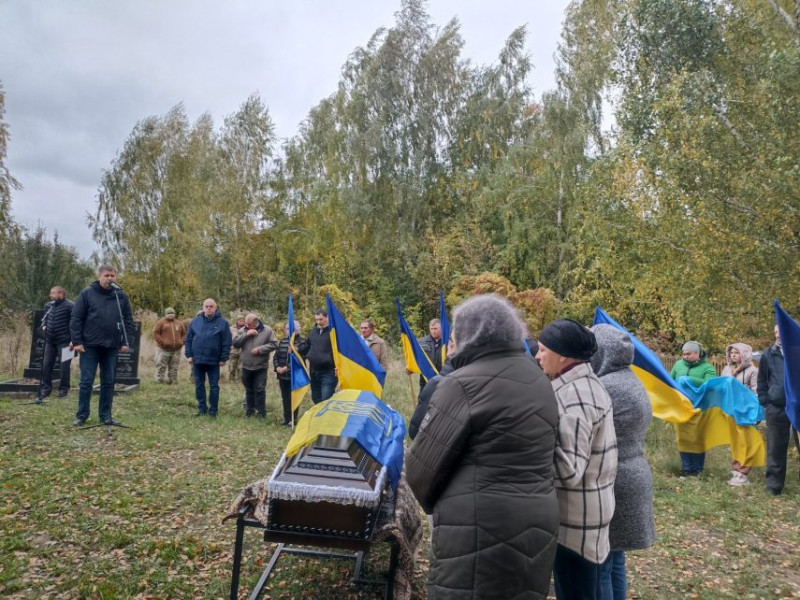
[660,354,727,376]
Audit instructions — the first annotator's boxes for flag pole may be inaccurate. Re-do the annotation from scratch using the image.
[406,372,417,407]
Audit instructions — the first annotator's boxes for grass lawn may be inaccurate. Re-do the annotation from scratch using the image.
[2,367,800,599]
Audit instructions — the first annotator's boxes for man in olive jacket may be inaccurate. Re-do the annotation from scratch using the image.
[153,307,186,384]
[407,295,559,600]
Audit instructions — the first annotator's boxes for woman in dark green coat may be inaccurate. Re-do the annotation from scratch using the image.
[407,294,560,600]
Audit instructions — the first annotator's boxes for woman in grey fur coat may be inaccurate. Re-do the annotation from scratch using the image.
[590,324,656,600]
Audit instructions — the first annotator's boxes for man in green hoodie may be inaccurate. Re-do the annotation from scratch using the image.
[671,341,717,476]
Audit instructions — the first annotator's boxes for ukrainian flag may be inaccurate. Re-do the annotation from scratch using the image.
[674,376,766,466]
[288,295,310,414]
[286,389,407,488]
[593,306,765,467]
[593,306,697,423]
[439,291,450,365]
[326,295,386,398]
[396,299,438,382]
[775,300,800,430]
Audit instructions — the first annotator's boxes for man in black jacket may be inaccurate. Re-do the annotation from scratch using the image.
[307,309,337,404]
[70,265,134,427]
[36,286,74,403]
[758,324,793,495]
[417,318,443,391]
[273,320,310,425]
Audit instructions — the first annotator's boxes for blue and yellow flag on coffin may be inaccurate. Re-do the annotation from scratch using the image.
[593,306,765,467]
[396,299,439,382]
[593,307,698,423]
[285,389,407,488]
[775,300,800,430]
[326,295,386,398]
[439,291,450,365]
[288,295,310,414]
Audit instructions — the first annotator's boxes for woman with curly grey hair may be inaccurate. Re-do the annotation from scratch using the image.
[407,294,560,599]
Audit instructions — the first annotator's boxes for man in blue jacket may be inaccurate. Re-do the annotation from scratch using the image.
[185,298,231,418]
[70,265,135,426]
[37,286,74,403]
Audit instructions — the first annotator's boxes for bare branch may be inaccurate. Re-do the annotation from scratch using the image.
[767,0,798,32]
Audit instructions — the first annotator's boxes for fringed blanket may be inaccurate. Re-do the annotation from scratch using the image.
[224,477,423,600]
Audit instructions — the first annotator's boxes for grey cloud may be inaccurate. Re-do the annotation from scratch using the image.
[2,0,569,259]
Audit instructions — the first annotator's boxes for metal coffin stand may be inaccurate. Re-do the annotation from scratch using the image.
[228,508,399,600]
[229,435,399,600]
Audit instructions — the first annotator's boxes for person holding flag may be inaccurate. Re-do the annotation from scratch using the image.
[670,341,717,477]
[417,318,444,390]
[326,295,386,398]
[396,299,440,408]
[722,342,759,486]
[274,318,309,426]
[308,308,337,404]
[438,291,451,366]
[759,319,792,495]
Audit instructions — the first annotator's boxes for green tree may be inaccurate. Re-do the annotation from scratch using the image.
[0,225,93,311]
[0,83,21,240]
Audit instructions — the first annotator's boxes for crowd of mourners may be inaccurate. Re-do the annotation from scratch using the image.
[35,266,794,600]
[405,294,793,600]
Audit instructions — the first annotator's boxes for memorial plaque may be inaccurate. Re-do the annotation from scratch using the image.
[115,322,141,385]
[24,309,48,376]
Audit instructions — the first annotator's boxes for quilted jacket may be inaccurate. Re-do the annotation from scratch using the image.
[407,342,559,599]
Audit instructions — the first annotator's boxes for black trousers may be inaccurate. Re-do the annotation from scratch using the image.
[278,378,299,424]
[765,403,793,492]
[242,368,267,416]
[38,341,72,398]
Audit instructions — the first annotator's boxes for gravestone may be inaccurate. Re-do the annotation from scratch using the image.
[23,310,141,386]
[24,309,49,377]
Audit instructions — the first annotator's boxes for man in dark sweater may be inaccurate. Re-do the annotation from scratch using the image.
[758,324,793,495]
[70,265,135,426]
[37,286,74,403]
[308,308,337,404]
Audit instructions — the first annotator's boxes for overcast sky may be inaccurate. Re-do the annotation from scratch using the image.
[1,0,570,259]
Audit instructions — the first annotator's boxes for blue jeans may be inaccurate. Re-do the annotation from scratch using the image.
[310,370,337,404]
[194,363,220,415]
[76,346,118,422]
[680,451,705,475]
[554,544,603,600]
[599,550,626,600]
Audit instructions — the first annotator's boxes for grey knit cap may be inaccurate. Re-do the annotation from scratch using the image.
[452,294,526,351]
[682,341,701,354]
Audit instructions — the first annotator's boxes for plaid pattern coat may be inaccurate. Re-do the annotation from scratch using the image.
[552,361,617,564]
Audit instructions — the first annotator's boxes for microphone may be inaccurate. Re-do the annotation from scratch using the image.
[110,282,122,290]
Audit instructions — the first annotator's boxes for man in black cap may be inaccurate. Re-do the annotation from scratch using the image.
[536,318,617,600]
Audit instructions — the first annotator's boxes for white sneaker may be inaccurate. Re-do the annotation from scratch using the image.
[729,472,750,486]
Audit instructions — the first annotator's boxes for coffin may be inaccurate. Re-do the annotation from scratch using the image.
[266,435,391,540]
